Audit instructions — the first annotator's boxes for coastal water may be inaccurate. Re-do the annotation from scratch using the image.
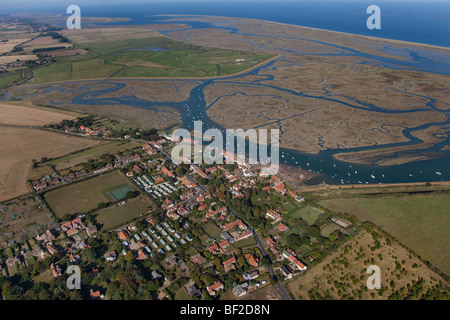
[4,0,450,48]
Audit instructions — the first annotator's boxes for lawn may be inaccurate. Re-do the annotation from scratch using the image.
[287,205,324,225]
[94,196,151,231]
[319,193,450,276]
[320,223,341,238]
[44,170,136,217]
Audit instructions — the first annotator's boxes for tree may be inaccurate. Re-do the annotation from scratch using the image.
[287,234,302,248]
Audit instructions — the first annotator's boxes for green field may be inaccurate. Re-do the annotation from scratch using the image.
[48,141,140,171]
[44,170,136,217]
[0,72,21,90]
[32,35,274,83]
[94,196,150,230]
[319,193,450,276]
[320,223,341,238]
[109,185,134,201]
[287,205,324,225]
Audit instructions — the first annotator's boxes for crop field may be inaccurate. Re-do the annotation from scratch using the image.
[44,170,137,217]
[0,102,79,126]
[94,196,153,231]
[31,28,274,83]
[48,140,140,171]
[319,193,450,276]
[0,127,103,202]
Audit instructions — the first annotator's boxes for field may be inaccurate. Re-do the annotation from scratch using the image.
[48,140,140,171]
[319,193,450,276]
[0,102,79,126]
[94,196,153,231]
[0,72,21,89]
[286,229,449,300]
[287,205,324,225]
[0,127,103,202]
[31,28,274,83]
[44,170,137,217]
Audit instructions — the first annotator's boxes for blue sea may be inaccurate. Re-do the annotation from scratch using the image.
[3,0,450,47]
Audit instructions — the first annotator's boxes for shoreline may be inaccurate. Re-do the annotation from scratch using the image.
[151,14,450,51]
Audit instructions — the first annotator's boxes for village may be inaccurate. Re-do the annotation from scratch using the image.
[0,115,356,300]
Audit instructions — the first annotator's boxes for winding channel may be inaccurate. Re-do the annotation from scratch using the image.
[1,15,449,185]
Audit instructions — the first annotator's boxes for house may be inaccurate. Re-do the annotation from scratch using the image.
[118,230,129,241]
[234,230,253,242]
[104,251,117,261]
[206,281,224,296]
[277,222,289,232]
[288,190,305,203]
[190,253,205,264]
[266,209,281,221]
[186,284,201,297]
[243,270,259,280]
[89,289,103,300]
[280,265,294,279]
[232,283,248,297]
[218,240,230,250]
[286,254,307,271]
[244,253,259,267]
[222,219,247,231]
[46,244,58,255]
[223,256,236,272]
[180,190,195,201]
[66,228,79,237]
[207,244,222,255]
[86,224,98,237]
[50,263,61,277]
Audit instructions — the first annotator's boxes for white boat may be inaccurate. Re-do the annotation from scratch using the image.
[436,171,442,175]
[371,174,375,179]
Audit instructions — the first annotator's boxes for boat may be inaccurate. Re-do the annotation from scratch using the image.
[436,171,442,175]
